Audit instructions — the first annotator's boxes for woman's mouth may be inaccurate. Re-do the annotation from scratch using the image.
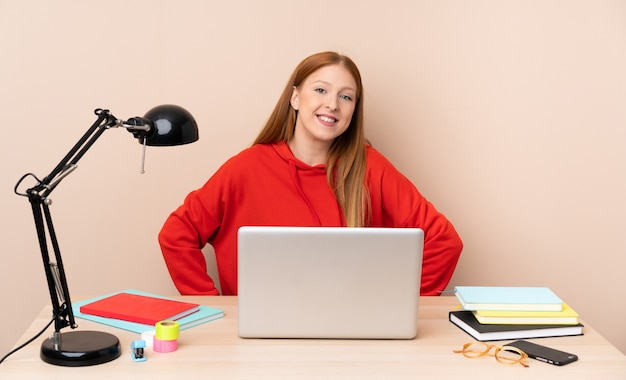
[318,115,337,124]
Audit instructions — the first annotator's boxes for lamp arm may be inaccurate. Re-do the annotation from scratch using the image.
[35,109,117,198]
[29,199,75,333]
[21,108,127,335]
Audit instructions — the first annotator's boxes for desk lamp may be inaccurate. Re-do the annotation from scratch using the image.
[13,105,199,366]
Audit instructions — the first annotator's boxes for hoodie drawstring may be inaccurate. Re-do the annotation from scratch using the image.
[289,160,323,226]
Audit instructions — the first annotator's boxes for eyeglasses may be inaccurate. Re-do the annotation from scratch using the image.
[453,342,529,367]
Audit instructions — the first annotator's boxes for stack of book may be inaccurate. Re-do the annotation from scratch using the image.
[74,289,224,333]
[449,286,584,341]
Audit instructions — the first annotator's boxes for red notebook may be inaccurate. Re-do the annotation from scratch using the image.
[79,292,200,325]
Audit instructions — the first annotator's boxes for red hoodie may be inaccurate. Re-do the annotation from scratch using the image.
[159,142,462,296]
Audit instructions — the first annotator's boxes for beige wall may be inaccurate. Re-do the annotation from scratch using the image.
[1,0,624,356]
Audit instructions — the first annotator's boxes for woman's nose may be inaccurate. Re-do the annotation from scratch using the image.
[325,97,338,110]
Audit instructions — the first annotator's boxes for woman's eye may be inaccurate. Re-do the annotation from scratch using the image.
[314,88,326,94]
[340,94,353,101]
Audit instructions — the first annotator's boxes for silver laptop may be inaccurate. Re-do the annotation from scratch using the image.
[237,226,424,339]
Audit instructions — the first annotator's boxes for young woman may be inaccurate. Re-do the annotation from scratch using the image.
[159,52,463,296]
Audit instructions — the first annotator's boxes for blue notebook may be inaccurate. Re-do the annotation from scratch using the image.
[72,289,224,333]
[454,286,563,312]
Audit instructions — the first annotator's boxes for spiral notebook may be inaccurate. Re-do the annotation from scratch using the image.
[79,291,200,325]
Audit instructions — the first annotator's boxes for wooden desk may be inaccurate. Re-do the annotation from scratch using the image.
[3,296,625,379]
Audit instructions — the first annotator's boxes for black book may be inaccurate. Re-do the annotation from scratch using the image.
[449,310,584,341]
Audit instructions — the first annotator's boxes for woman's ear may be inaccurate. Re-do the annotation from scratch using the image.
[290,86,299,110]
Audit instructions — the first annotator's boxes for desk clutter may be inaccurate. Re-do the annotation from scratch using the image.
[130,320,180,362]
[449,286,584,341]
[73,290,225,362]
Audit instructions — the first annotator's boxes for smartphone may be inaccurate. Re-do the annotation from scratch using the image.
[506,340,578,366]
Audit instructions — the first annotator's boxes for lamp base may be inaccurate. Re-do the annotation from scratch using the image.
[40,330,121,366]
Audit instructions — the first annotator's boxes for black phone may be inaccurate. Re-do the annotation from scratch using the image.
[506,340,578,366]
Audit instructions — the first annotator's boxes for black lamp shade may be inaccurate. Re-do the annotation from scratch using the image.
[142,104,199,146]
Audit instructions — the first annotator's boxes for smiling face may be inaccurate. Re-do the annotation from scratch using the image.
[289,64,358,158]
